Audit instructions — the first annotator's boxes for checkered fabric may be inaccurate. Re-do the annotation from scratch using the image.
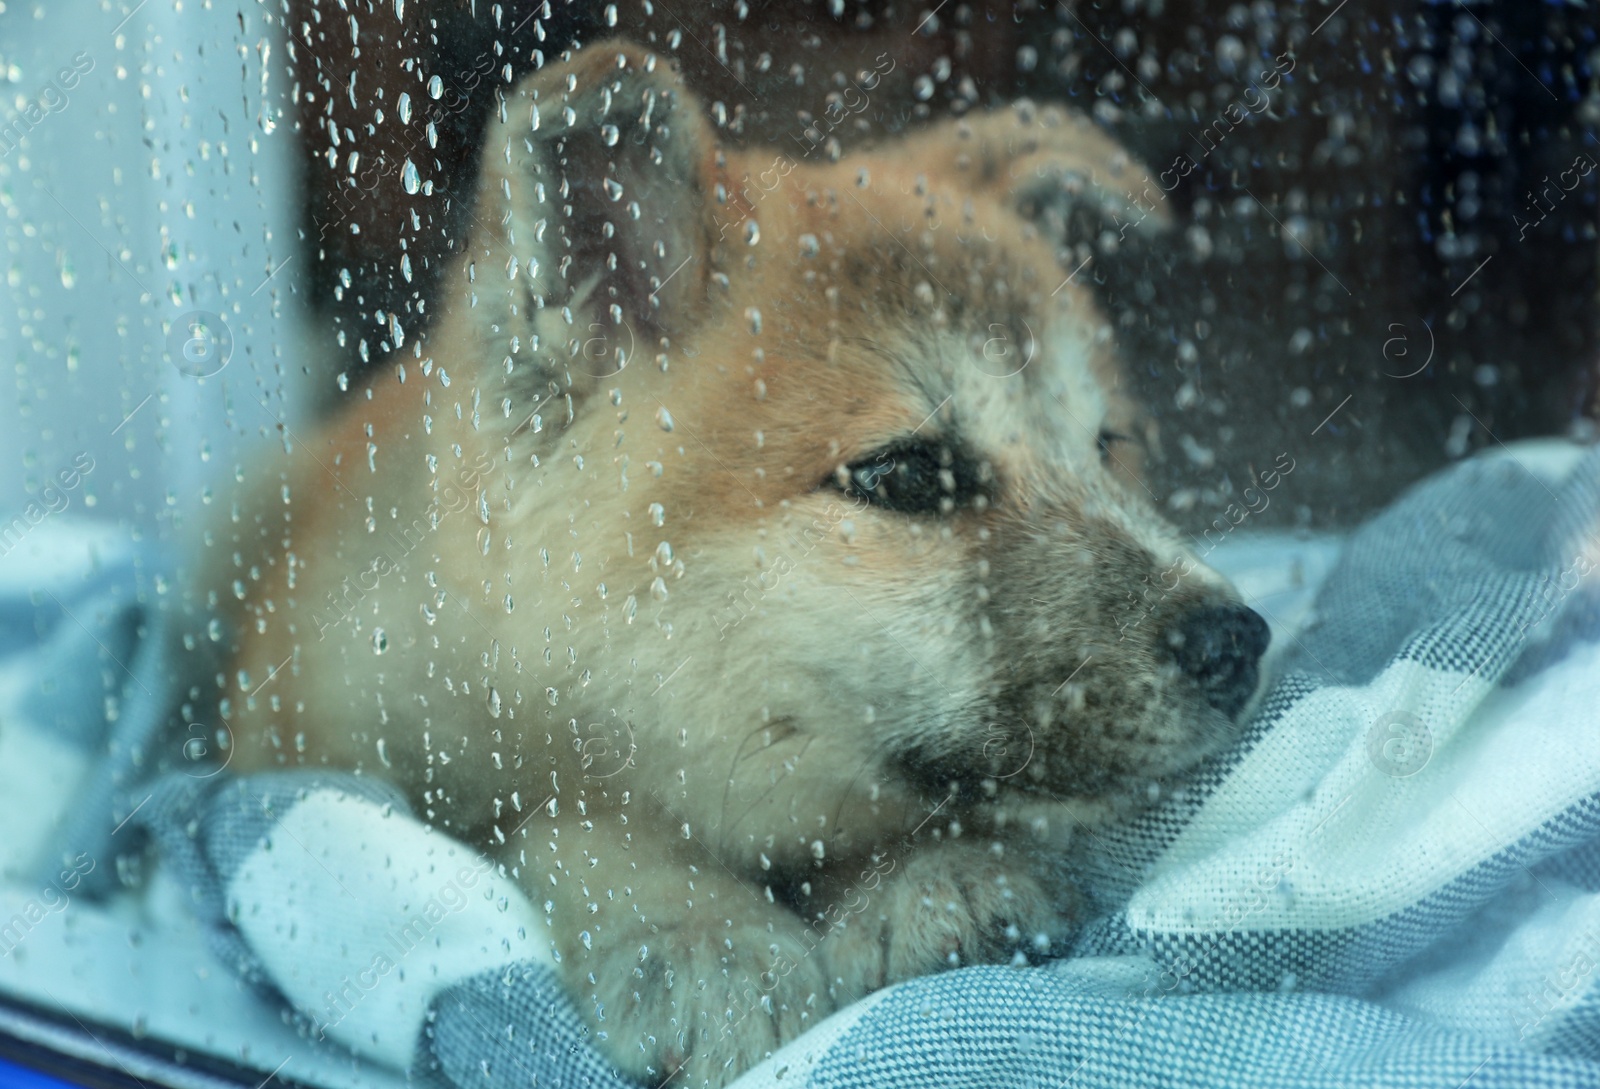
[5,442,1599,1089]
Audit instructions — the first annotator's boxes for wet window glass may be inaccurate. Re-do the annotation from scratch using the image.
[1,3,1596,1088]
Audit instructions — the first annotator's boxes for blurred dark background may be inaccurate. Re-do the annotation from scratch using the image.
[279,0,1599,529]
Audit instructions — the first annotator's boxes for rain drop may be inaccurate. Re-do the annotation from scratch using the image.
[372,629,388,654]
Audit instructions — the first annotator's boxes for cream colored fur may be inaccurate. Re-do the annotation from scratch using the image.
[212,41,1252,1088]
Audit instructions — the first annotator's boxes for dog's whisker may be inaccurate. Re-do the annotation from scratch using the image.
[724,726,816,849]
[828,737,898,849]
[720,718,771,852]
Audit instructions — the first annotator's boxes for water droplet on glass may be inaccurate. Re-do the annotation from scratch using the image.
[743,219,760,245]
[427,75,444,99]
[402,159,421,194]
[601,124,620,147]
[372,629,388,654]
[798,233,819,258]
[488,687,503,717]
[397,91,412,124]
[546,687,560,706]
[655,406,674,431]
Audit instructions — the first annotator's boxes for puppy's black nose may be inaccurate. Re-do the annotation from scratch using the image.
[1168,604,1270,717]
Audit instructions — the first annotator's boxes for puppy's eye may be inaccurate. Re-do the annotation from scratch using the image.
[1097,429,1133,465]
[832,440,984,515]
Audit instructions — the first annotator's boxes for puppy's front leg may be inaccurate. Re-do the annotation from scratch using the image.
[530,815,839,1089]
[807,837,1080,1003]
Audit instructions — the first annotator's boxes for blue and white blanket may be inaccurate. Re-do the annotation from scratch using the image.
[4,441,1600,1089]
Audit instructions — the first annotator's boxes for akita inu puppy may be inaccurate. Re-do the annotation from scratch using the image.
[215,41,1268,1088]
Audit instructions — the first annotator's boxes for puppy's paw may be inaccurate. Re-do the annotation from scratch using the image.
[584,919,836,1089]
[824,842,1076,995]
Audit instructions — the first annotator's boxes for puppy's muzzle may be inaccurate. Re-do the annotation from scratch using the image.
[1167,603,1271,718]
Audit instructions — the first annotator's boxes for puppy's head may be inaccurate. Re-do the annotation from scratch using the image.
[447,43,1267,846]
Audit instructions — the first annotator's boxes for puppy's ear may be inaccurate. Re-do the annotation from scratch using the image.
[459,42,714,408]
[935,102,1170,250]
